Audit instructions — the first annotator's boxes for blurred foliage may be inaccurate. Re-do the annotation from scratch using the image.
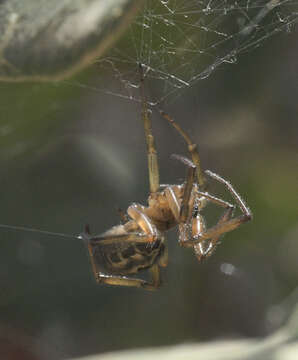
[0,0,141,80]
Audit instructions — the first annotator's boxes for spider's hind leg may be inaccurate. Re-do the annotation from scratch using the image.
[95,266,161,291]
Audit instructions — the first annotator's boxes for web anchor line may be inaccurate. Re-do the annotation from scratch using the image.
[0,223,80,240]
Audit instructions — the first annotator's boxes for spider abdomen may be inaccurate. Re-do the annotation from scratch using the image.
[91,238,164,275]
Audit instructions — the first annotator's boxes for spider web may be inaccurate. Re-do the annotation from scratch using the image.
[87,0,298,106]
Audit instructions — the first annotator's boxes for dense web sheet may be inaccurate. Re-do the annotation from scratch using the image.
[87,0,298,105]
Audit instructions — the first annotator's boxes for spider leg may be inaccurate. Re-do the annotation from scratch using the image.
[165,185,189,245]
[205,170,251,218]
[195,213,250,242]
[196,191,234,210]
[190,190,235,259]
[149,263,162,288]
[95,269,160,291]
[160,111,207,191]
[165,185,199,249]
[158,240,168,267]
[86,202,160,243]
[194,206,233,261]
[169,155,203,247]
[164,186,180,222]
[186,170,252,245]
[175,155,196,223]
[139,64,160,194]
[127,203,159,243]
[165,155,196,223]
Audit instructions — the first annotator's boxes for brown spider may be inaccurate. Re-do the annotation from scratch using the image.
[80,65,252,290]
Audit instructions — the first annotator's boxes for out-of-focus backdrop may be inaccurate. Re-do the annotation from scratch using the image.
[0,1,297,359]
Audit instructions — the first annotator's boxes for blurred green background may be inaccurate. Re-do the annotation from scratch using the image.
[0,1,297,359]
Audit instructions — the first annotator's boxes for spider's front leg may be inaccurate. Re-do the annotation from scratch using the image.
[165,156,251,260]
[175,188,235,260]
[194,170,252,243]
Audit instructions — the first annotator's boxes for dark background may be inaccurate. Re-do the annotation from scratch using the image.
[0,7,297,360]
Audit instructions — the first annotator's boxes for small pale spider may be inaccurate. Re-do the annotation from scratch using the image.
[80,65,252,290]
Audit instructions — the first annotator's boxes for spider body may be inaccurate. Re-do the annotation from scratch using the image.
[91,232,165,276]
[81,65,252,290]
[86,184,196,278]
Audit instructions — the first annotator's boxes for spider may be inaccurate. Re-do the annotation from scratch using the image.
[80,65,252,290]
